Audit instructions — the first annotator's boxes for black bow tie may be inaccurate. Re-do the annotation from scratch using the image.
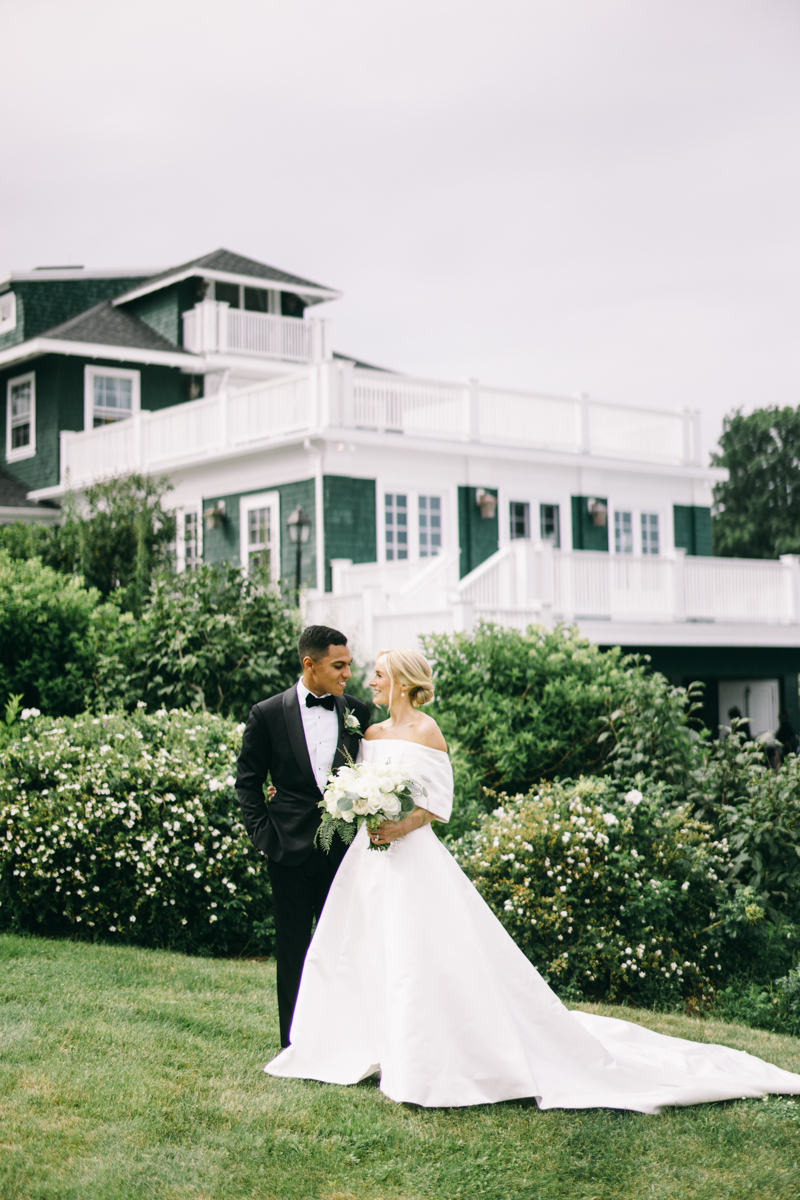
[305,693,335,711]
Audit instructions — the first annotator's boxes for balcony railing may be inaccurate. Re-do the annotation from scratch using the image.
[182,300,330,363]
[312,542,800,658]
[55,359,706,490]
[60,373,313,485]
[347,369,698,465]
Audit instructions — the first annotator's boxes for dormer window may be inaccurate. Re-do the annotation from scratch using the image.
[0,291,16,336]
[84,366,141,429]
[211,280,306,319]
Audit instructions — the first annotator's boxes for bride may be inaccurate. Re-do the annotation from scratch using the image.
[265,648,800,1113]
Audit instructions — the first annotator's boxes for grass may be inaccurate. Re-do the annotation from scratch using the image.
[1,935,800,1200]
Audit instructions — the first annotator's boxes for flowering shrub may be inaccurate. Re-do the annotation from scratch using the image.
[453,775,730,1005]
[0,708,272,955]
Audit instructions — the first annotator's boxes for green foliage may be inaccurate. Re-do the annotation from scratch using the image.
[60,474,176,615]
[0,708,272,956]
[423,622,692,812]
[453,776,730,1005]
[0,550,116,716]
[711,405,800,558]
[95,563,301,720]
[0,476,177,616]
[714,968,800,1038]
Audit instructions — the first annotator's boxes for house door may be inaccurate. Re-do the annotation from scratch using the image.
[718,679,779,738]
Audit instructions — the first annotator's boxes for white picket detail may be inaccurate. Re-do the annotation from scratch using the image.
[684,557,792,624]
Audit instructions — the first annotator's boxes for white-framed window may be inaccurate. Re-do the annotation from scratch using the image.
[174,504,203,572]
[0,291,17,336]
[641,512,660,555]
[6,371,35,462]
[84,365,141,430]
[239,491,280,579]
[614,511,634,555]
[418,494,442,557]
[384,492,409,561]
[509,501,530,540]
[540,503,560,547]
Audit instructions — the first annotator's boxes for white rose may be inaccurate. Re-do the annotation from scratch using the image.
[624,789,643,806]
[382,794,402,818]
[602,812,619,827]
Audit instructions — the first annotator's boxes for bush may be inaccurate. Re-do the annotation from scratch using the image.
[424,623,705,819]
[714,968,800,1038]
[453,775,730,1006]
[96,563,301,720]
[0,550,117,716]
[0,708,272,956]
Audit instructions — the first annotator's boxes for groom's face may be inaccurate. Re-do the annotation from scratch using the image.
[304,644,352,697]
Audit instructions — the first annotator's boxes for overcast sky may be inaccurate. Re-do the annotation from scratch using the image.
[3,0,799,461]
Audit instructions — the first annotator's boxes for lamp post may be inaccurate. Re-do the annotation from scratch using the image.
[287,505,311,599]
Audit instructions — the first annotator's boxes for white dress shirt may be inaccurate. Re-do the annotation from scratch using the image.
[296,679,340,793]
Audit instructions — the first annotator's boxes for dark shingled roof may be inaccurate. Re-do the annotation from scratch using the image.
[120,248,338,297]
[0,465,57,511]
[41,300,197,356]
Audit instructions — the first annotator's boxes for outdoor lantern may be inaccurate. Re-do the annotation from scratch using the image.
[587,498,608,527]
[203,500,226,531]
[475,488,498,519]
[287,504,312,595]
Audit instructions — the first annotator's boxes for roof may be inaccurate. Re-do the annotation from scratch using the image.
[112,248,341,308]
[0,465,58,511]
[42,300,197,356]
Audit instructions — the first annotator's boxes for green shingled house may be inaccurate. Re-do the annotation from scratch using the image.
[2,248,799,735]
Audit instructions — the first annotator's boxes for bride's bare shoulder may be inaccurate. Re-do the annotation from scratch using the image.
[415,713,447,752]
[363,721,388,741]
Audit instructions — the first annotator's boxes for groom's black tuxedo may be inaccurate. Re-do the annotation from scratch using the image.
[236,685,370,1045]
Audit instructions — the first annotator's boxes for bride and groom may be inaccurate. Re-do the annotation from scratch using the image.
[236,624,800,1112]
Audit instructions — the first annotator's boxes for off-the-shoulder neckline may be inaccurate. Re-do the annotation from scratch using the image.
[363,736,449,756]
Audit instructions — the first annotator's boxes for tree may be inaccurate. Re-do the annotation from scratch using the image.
[0,550,116,715]
[95,562,301,719]
[711,406,800,559]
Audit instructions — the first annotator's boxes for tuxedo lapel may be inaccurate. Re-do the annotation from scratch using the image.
[331,695,348,773]
[282,687,319,793]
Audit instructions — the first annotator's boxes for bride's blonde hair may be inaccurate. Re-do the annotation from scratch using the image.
[377,647,435,709]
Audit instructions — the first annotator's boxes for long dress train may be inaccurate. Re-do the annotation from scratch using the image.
[265,739,800,1113]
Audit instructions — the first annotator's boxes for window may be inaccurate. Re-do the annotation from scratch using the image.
[215,281,240,308]
[385,493,408,560]
[239,491,280,579]
[539,503,560,547]
[418,495,442,556]
[6,372,35,461]
[510,501,530,540]
[244,286,268,313]
[641,513,660,555]
[614,511,633,555]
[84,366,140,430]
[0,291,16,336]
[172,505,202,572]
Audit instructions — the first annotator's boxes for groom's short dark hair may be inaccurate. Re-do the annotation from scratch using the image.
[298,625,348,664]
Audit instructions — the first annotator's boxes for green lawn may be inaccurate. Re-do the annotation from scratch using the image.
[2,935,800,1200]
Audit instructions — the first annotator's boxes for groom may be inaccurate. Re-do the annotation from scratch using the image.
[236,625,370,1048]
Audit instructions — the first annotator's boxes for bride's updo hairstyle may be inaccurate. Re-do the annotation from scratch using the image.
[378,647,435,709]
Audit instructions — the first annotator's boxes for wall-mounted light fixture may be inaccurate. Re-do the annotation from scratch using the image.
[475,488,498,520]
[587,498,607,527]
[203,500,226,531]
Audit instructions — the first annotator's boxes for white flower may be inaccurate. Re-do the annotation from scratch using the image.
[602,813,619,827]
[344,709,362,735]
[225,775,235,787]
[624,789,643,806]
[21,708,41,720]
[681,881,690,891]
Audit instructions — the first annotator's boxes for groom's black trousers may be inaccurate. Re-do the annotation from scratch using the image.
[267,838,348,1047]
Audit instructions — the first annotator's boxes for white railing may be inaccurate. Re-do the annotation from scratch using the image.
[60,373,314,485]
[319,542,800,657]
[349,368,698,465]
[685,556,793,624]
[182,300,329,363]
[352,371,468,439]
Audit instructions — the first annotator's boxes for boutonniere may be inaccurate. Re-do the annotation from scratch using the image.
[344,707,363,737]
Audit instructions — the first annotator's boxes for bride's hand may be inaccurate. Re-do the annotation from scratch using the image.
[370,808,430,846]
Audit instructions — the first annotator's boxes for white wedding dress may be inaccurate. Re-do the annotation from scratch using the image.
[265,738,800,1112]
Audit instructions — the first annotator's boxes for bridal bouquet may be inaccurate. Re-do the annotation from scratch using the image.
[316,759,425,853]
